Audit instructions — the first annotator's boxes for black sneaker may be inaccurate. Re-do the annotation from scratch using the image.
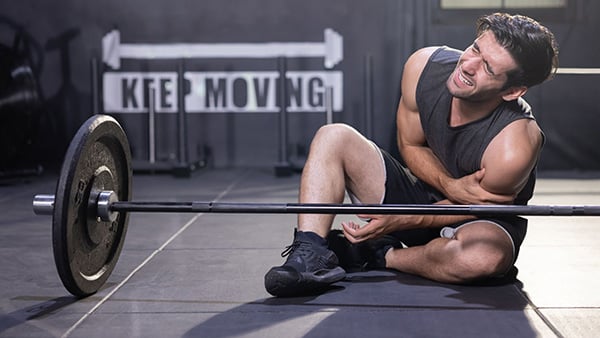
[327,229,403,272]
[264,230,346,297]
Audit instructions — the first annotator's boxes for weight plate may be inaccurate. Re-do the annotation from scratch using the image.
[52,115,132,297]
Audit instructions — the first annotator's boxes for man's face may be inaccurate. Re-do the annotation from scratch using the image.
[446,31,520,102]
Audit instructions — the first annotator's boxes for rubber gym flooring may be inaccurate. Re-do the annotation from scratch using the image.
[1,168,599,337]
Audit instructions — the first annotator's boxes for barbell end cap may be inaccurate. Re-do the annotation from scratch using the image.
[33,194,55,216]
[97,190,119,222]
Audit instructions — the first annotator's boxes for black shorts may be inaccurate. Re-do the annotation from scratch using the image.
[378,147,528,262]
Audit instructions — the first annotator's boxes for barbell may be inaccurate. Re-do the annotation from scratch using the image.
[33,114,600,297]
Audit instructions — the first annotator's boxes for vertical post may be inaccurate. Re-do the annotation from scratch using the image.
[364,54,374,139]
[325,86,334,124]
[274,57,292,177]
[90,57,99,115]
[148,86,156,164]
[177,59,188,165]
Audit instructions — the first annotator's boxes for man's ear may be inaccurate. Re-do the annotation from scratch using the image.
[502,86,528,101]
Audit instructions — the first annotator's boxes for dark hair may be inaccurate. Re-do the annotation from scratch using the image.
[477,13,559,88]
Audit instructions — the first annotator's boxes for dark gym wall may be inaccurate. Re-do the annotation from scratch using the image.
[1,0,598,174]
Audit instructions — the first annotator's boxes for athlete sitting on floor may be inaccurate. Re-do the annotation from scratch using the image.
[264,12,559,297]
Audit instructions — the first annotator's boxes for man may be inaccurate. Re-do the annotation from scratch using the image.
[264,13,559,297]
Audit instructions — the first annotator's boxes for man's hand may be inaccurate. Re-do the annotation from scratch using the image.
[341,214,416,244]
[443,168,515,205]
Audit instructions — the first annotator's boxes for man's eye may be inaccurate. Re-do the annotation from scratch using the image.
[485,64,494,75]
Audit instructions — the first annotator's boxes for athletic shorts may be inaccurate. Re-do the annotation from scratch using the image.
[377,147,528,263]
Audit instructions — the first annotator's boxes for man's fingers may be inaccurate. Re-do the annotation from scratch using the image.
[342,221,369,243]
[341,222,357,243]
[474,168,485,180]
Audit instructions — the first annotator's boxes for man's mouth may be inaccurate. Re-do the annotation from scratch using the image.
[458,68,474,87]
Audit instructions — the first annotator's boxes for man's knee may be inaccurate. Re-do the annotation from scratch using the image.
[309,124,363,157]
[450,249,512,282]
[313,123,356,144]
[431,226,513,283]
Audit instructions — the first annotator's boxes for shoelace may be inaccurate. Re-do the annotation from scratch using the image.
[280,240,311,257]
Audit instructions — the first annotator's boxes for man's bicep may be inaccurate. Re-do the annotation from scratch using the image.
[396,97,426,150]
[480,162,530,196]
[480,124,543,196]
[396,47,437,149]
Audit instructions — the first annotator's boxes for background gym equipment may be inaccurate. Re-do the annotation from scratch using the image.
[33,114,600,297]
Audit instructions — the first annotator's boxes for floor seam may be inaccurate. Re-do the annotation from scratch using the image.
[514,284,565,338]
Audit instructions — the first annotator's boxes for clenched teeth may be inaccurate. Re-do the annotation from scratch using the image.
[458,72,473,86]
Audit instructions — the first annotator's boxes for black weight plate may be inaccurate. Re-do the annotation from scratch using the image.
[52,115,132,297]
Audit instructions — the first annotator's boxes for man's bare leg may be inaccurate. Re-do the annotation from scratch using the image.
[297,124,386,238]
[264,124,386,297]
[384,221,514,283]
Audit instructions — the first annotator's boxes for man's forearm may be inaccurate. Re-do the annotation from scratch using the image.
[400,143,515,205]
[400,144,453,197]
[386,199,475,231]
[413,200,476,229]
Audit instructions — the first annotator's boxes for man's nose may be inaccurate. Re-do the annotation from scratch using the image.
[461,58,480,76]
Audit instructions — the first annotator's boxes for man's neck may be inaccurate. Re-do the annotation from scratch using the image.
[449,97,503,127]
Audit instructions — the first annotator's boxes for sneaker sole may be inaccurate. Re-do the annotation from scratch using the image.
[264,266,346,297]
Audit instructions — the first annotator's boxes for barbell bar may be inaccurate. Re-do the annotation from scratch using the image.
[33,191,600,220]
[33,114,600,298]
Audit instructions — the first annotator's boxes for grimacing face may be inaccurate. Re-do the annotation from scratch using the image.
[446,31,520,102]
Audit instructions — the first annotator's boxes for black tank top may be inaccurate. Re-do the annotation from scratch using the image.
[415,46,541,205]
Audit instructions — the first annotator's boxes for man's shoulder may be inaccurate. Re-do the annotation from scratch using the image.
[413,46,441,59]
[403,47,442,81]
[405,46,461,81]
[427,46,462,64]
[406,46,442,67]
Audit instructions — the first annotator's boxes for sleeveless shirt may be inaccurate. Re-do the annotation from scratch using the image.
[415,46,542,205]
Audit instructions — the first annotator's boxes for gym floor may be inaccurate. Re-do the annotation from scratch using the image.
[1,168,599,338]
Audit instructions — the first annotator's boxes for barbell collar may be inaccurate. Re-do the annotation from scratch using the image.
[97,190,119,222]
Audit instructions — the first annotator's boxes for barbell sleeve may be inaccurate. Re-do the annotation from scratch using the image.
[32,194,55,216]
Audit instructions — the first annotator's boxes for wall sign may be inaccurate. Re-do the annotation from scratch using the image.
[102,29,344,114]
